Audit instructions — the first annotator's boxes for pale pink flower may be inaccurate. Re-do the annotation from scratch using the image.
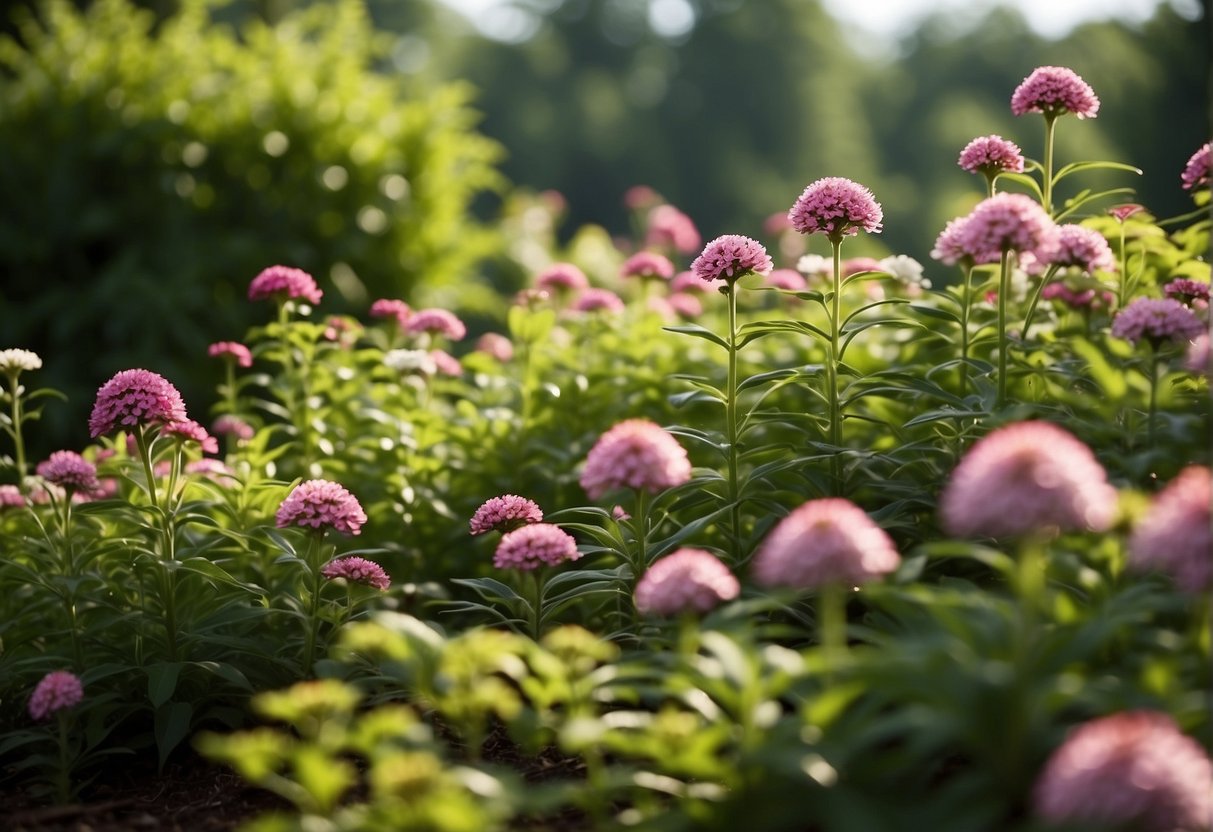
[161,420,219,454]
[514,287,552,308]
[842,256,883,278]
[612,505,631,521]
[535,263,589,294]
[930,216,973,267]
[958,135,1025,175]
[276,479,367,536]
[469,494,544,535]
[1164,279,1211,307]
[634,548,740,616]
[1187,332,1210,375]
[765,269,808,291]
[28,670,83,720]
[493,523,581,571]
[369,299,411,328]
[248,265,323,305]
[207,341,253,368]
[428,349,463,377]
[185,458,236,482]
[1042,283,1114,310]
[36,451,98,493]
[621,251,676,281]
[321,556,391,590]
[1181,142,1211,191]
[751,498,900,589]
[646,296,676,323]
[1109,204,1145,223]
[572,288,625,314]
[645,204,702,254]
[667,293,703,319]
[1048,225,1116,273]
[475,332,514,362]
[763,212,794,236]
[788,177,883,238]
[580,419,692,500]
[1128,466,1211,593]
[0,484,26,508]
[323,316,362,346]
[958,193,1060,265]
[1011,66,1100,119]
[624,185,662,211]
[690,235,773,284]
[670,271,714,294]
[213,415,255,441]
[405,308,466,341]
[1112,298,1204,347]
[1033,711,1213,832]
[940,421,1117,539]
[89,369,188,438]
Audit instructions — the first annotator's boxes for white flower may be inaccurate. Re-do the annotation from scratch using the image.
[796,254,831,276]
[384,349,436,375]
[878,255,931,289]
[0,349,42,374]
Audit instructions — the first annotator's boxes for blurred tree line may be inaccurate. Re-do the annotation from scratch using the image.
[0,0,1207,455]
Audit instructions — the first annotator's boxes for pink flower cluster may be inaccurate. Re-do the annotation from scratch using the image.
[690,235,773,284]
[1049,224,1116,273]
[1128,466,1210,593]
[939,421,1117,539]
[213,415,255,441]
[620,251,676,281]
[751,498,900,589]
[535,263,589,294]
[788,177,883,238]
[208,341,253,368]
[161,419,219,454]
[952,193,1059,265]
[369,298,412,327]
[572,288,626,314]
[248,265,323,305]
[493,523,581,571]
[1010,66,1100,119]
[765,269,807,291]
[321,556,391,590]
[1111,298,1204,346]
[1163,278,1211,306]
[36,450,98,493]
[1181,141,1211,191]
[1109,203,1145,223]
[1041,283,1114,311]
[580,419,692,500]
[0,484,25,508]
[930,217,973,267]
[1033,711,1213,832]
[667,293,704,319]
[28,670,84,720]
[644,205,702,254]
[88,369,188,438]
[475,332,514,362]
[469,494,544,535]
[957,135,1025,175]
[634,548,740,616]
[275,479,367,536]
[406,308,466,341]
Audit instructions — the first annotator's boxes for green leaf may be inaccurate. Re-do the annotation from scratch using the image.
[908,304,961,324]
[155,701,194,770]
[1071,338,1128,400]
[663,323,730,350]
[147,662,182,707]
[1053,159,1143,184]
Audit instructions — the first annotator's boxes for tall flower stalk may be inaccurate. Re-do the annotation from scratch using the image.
[0,349,44,485]
[1011,66,1101,216]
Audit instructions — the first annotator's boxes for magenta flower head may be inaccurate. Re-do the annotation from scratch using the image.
[535,263,589,294]
[958,193,1059,265]
[958,135,1025,176]
[276,479,367,536]
[1128,466,1211,593]
[1109,203,1145,223]
[405,308,467,341]
[634,548,740,616]
[248,265,323,305]
[1163,278,1211,307]
[751,498,900,590]
[28,670,84,720]
[572,288,626,314]
[580,419,693,500]
[940,421,1117,539]
[1033,711,1213,832]
[493,523,581,571]
[213,415,255,441]
[1181,141,1211,191]
[161,420,219,454]
[470,494,544,535]
[1011,66,1100,120]
[369,298,412,327]
[89,369,188,438]
[1048,224,1116,273]
[930,217,973,267]
[321,556,391,590]
[208,341,253,368]
[645,204,702,254]
[788,177,883,239]
[691,235,774,285]
[621,251,676,282]
[36,451,99,494]
[475,332,514,362]
[1111,298,1205,348]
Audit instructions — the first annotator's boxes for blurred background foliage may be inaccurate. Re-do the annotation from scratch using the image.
[0,0,1208,454]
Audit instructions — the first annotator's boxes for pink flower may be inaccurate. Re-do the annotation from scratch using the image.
[248,265,323,305]
[185,458,236,482]
[208,341,253,368]
[940,421,1117,539]
[405,309,466,341]
[1128,466,1211,593]
[621,251,676,281]
[1163,278,1211,306]
[89,369,188,438]
[645,205,702,254]
[213,415,255,441]
[535,263,589,294]
[276,479,367,536]
[788,177,883,238]
[670,271,716,294]
[634,548,740,616]
[469,494,544,535]
[36,450,98,493]
[572,288,626,314]
[958,135,1025,175]
[690,235,773,284]
[1109,203,1145,223]
[930,216,973,267]
[428,349,463,377]
[0,484,26,508]
[751,499,900,589]
[161,420,219,454]
[765,269,807,291]
[514,288,552,308]
[1033,711,1213,832]
[323,316,362,346]
[1011,66,1100,119]
[369,299,411,327]
[1042,283,1114,310]
[28,670,84,720]
[763,212,794,235]
[475,332,514,362]
[321,556,391,590]
[493,523,581,571]
[842,256,883,278]
[1048,225,1116,273]
[667,293,703,319]
[1111,298,1205,347]
[580,419,693,500]
[1181,142,1211,191]
[958,193,1059,265]
[624,185,662,211]
[1187,332,1210,375]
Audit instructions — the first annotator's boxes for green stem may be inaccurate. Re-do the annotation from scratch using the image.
[819,583,846,681]
[1117,223,1129,310]
[133,426,160,509]
[996,249,1012,408]
[527,569,544,641]
[224,361,239,417]
[58,495,83,670]
[959,265,974,399]
[55,711,72,805]
[1042,115,1057,216]
[632,488,651,588]
[724,283,742,562]
[1146,348,1159,450]
[302,533,325,676]
[828,237,845,493]
[135,428,178,660]
[1021,264,1061,342]
[7,371,27,483]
